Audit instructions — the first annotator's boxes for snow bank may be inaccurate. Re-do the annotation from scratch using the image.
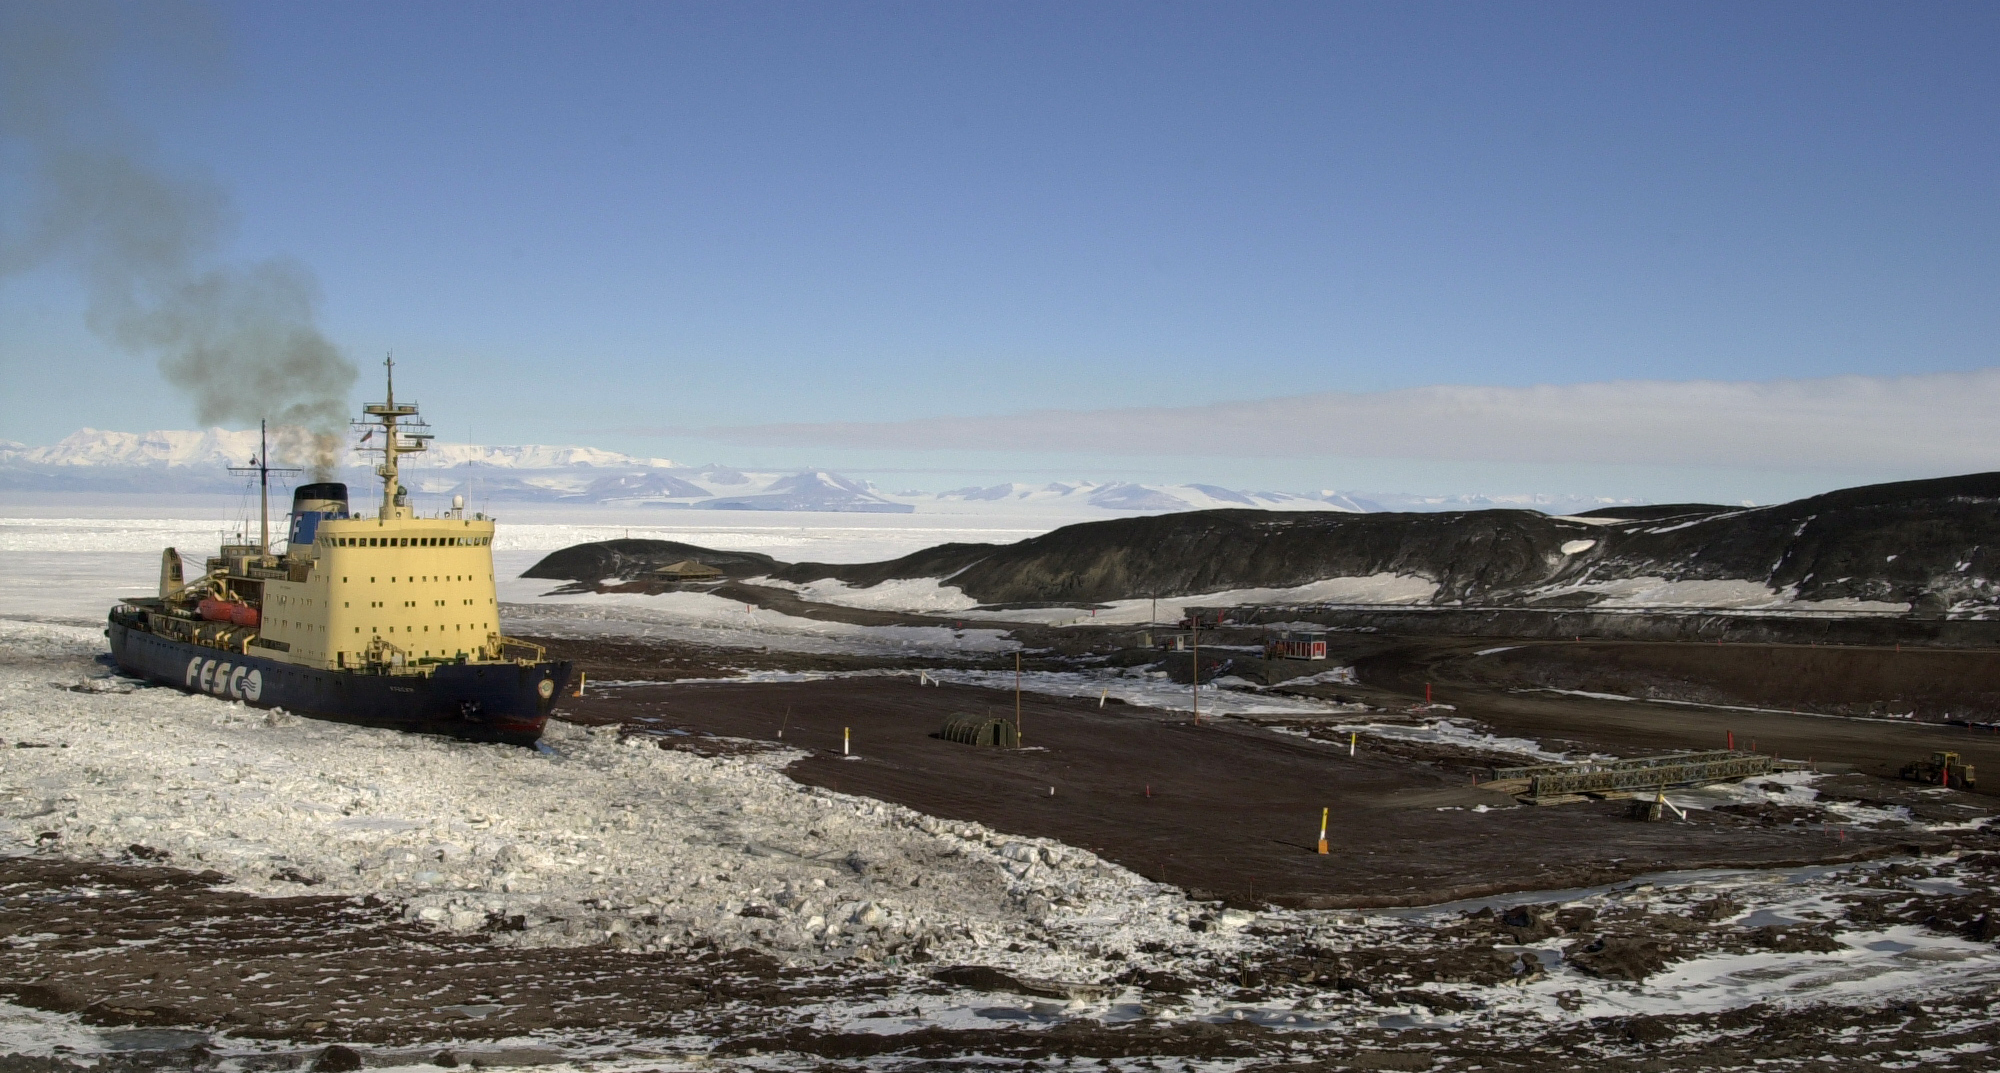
[0,619,1199,970]
[1527,575,1911,613]
[1313,715,1570,762]
[763,572,1440,624]
[918,667,1338,715]
[495,587,1017,657]
[761,576,982,613]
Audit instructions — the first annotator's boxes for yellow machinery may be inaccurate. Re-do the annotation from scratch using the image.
[1900,751,1976,791]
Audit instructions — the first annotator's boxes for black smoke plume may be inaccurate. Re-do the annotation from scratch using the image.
[0,2,355,476]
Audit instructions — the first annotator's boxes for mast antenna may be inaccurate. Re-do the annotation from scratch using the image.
[356,353,431,520]
[228,419,300,557]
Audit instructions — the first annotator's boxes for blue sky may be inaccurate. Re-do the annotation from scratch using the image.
[2,1,1996,502]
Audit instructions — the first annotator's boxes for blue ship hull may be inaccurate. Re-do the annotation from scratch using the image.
[108,614,568,746]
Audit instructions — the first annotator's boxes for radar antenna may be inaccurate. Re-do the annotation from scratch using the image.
[354,354,432,520]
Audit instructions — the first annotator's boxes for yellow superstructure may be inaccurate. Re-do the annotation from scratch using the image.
[257,516,500,669]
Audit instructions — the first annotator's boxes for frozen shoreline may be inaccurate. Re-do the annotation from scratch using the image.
[5,616,2000,1068]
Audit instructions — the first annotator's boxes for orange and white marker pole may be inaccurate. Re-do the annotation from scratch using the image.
[1349,732,1357,757]
[1316,807,1330,855]
[843,726,850,756]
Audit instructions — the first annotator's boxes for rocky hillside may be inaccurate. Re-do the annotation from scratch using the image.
[777,510,1592,605]
[521,540,780,584]
[525,472,2000,616]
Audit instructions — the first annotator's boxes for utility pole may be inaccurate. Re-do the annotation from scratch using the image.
[1015,651,1023,743]
[1191,614,1200,725]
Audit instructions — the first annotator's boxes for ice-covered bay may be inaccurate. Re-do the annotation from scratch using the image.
[0,620,1204,977]
[0,498,1056,626]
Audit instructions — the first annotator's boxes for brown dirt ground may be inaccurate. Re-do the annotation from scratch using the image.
[1350,639,2000,791]
[0,856,794,1046]
[555,676,1949,910]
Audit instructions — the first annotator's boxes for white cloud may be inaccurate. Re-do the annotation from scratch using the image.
[669,369,2000,472]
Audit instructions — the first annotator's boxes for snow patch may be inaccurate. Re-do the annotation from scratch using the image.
[0,638,1188,965]
[1529,575,1911,613]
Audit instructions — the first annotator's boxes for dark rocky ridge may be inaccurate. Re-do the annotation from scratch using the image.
[781,509,1598,605]
[524,472,2000,614]
[521,539,779,583]
[1571,503,1734,521]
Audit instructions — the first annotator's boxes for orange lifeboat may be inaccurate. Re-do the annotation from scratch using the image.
[198,598,261,628]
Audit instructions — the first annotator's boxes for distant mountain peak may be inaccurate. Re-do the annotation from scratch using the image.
[2,426,1651,517]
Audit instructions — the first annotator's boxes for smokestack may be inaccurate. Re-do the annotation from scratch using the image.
[0,3,356,476]
[288,481,348,548]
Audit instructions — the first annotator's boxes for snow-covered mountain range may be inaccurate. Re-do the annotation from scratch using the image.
[0,427,672,472]
[0,427,1646,516]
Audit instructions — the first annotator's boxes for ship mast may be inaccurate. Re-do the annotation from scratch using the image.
[228,419,299,558]
[358,355,430,521]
